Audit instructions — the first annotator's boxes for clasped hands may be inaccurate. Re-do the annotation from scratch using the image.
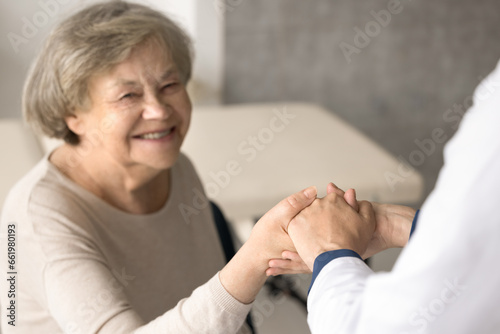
[250,182,416,276]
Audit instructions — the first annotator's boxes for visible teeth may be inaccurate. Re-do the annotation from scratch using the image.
[139,129,172,139]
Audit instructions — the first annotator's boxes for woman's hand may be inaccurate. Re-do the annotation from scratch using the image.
[247,186,318,262]
[219,186,317,303]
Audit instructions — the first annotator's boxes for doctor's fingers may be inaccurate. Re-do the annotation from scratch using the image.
[358,200,376,231]
[327,182,359,212]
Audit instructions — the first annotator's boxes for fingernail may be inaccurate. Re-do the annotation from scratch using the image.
[303,186,317,199]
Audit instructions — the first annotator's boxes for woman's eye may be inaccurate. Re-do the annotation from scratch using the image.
[162,83,178,91]
[120,93,134,100]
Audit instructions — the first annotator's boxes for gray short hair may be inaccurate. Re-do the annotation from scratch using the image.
[23,1,193,144]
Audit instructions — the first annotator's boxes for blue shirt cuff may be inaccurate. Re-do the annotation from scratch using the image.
[409,209,420,239]
[308,249,362,294]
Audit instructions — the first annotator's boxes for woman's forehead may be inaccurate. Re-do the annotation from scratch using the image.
[93,46,177,88]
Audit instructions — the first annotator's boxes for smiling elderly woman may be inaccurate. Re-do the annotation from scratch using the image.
[0,2,317,333]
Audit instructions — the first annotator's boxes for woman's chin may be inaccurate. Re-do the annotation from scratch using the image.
[140,151,181,171]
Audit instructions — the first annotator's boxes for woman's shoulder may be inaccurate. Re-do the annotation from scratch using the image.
[2,158,52,215]
[1,157,92,232]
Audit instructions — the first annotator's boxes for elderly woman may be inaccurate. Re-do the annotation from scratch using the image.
[0,2,319,333]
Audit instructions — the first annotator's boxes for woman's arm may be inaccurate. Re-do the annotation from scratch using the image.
[16,186,317,334]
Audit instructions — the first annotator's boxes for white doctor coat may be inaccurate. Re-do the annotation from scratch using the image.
[308,59,500,334]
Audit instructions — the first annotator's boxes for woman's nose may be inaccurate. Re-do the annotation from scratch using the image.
[142,95,172,120]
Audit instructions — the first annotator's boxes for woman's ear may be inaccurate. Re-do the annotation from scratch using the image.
[65,113,86,136]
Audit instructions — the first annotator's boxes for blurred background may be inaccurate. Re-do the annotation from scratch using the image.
[1,1,500,333]
[3,0,500,205]
[223,0,500,199]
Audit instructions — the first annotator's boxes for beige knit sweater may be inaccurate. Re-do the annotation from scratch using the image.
[0,152,252,333]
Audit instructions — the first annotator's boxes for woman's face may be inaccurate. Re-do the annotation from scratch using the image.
[69,41,192,174]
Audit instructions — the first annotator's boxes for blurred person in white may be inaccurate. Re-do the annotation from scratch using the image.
[277,59,500,333]
[0,2,322,333]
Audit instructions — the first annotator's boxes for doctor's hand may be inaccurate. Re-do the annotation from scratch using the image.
[266,183,360,276]
[325,183,416,259]
[267,182,415,275]
[286,192,376,271]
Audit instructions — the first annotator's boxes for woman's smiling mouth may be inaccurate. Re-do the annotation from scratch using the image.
[134,127,175,140]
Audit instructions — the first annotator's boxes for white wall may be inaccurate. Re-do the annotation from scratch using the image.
[0,0,224,119]
[192,0,225,105]
[150,0,225,105]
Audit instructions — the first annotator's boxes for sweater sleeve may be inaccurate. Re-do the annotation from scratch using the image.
[134,274,252,334]
[42,258,250,333]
